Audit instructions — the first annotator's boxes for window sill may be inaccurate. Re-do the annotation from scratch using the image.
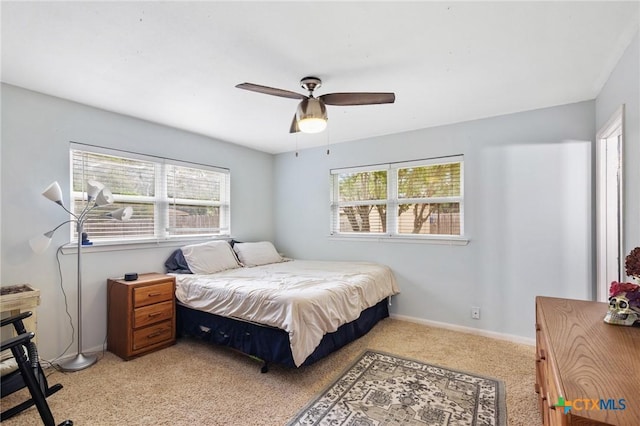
[327,234,470,245]
[59,236,230,255]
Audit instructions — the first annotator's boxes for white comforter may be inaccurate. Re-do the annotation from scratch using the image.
[174,260,399,366]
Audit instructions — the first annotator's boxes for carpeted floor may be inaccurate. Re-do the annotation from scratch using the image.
[1,318,539,425]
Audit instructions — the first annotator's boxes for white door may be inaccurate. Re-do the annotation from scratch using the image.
[596,106,624,302]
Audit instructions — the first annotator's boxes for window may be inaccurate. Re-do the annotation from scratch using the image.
[70,143,230,243]
[330,156,463,239]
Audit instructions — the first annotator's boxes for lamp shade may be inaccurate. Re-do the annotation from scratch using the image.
[86,180,105,201]
[297,98,327,134]
[42,181,64,205]
[106,206,133,221]
[94,188,114,206]
[29,231,54,254]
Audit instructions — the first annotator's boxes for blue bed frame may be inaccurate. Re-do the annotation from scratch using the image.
[176,298,390,372]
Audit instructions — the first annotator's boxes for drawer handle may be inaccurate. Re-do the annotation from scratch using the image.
[539,349,546,360]
[148,292,162,297]
[147,329,169,338]
[148,312,162,317]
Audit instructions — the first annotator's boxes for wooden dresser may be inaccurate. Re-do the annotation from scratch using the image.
[535,296,640,425]
[107,273,176,360]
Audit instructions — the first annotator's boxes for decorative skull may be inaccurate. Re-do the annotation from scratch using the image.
[604,281,640,327]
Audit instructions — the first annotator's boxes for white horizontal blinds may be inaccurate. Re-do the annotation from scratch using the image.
[71,150,156,241]
[396,161,462,235]
[331,168,388,234]
[165,164,230,236]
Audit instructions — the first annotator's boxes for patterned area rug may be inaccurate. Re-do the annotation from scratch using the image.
[288,350,506,426]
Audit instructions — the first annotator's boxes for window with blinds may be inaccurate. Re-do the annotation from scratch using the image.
[70,144,230,243]
[330,156,463,238]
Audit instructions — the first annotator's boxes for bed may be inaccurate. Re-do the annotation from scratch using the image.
[166,240,399,371]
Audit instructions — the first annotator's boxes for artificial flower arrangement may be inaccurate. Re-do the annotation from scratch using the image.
[624,246,640,282]
[605,247,640,327]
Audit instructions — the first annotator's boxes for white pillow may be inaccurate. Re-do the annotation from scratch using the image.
[181,240,240,274]
[233,241,284,267]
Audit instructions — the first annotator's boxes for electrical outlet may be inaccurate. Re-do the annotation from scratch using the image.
[471,307,480,320]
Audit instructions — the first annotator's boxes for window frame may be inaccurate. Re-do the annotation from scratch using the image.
[68,142,231,248]
[329,155,468,244]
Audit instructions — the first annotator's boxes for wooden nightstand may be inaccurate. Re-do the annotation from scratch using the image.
[107,273,176,360]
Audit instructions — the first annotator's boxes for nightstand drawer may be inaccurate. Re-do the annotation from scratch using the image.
[132,320,173,351]
[134,300,173,329]
[133,281,173,307]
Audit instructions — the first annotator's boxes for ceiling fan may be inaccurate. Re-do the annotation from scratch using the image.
[235,77,395,134]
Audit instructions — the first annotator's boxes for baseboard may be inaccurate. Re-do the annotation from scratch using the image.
[389,313,535,346]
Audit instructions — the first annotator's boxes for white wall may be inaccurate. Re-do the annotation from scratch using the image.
[274,101,595,341]
[1,84,274,359]
[595,32,640,262]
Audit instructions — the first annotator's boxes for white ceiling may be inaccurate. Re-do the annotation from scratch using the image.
[2,2,638,154]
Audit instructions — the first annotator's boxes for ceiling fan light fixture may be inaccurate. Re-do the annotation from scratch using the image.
[296,98,327,134]
[236,77,395,134]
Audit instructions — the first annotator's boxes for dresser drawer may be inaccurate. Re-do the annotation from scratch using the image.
[134,300,173,329]
[133,281,173,307]
[132,320,173,351]
[535,327,545,391]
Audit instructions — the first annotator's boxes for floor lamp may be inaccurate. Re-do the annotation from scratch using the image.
[29,180,132,372]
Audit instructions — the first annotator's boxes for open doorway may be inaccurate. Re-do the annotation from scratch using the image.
[596,105,624,302]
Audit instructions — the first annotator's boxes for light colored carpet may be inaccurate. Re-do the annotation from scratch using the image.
[1,318,539,425]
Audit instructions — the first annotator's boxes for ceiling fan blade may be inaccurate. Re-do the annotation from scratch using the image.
[236,83,307,100]
[289,114,300,133]
[320,92,396,106]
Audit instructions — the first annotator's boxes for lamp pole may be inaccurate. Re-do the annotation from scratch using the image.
[58,219,97,371]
